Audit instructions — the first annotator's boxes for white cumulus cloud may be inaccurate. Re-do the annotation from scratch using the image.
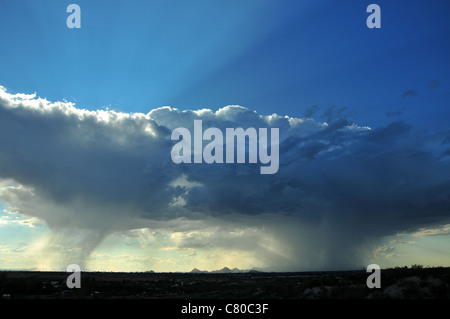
[0,85,449,271]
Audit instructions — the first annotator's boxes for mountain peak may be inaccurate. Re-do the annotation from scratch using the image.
[190,268,206,273]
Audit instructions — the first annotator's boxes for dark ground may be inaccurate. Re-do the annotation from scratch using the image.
[1,266,449,299]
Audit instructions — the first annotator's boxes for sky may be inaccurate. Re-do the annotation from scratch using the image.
[0,0,449,272]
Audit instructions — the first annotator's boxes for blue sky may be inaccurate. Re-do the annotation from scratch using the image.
[0,0,449,272]
[1,0,449,126]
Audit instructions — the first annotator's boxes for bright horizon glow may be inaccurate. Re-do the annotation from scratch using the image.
[1,209,450,272]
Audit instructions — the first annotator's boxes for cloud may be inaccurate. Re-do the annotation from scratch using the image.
[428,80,440,90]
[401,89,418,98]
[303,105,319,118]
[0,85,450,271]
[386,107,406,118]
[371,245,395,259]
[0,213,42,228]
[302,105,347,123]
[411,224,450,237]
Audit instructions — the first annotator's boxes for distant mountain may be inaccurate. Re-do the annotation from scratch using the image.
[189,267,263,274]
[210,267,231,273]
[248,269,262,273]
[190,268,208,273]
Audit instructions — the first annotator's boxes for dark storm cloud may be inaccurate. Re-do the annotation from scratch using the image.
[302,105,347,123]
[303,105,319,118]
[0,86,449,270]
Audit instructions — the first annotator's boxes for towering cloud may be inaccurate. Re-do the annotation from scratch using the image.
[0,85,449,271]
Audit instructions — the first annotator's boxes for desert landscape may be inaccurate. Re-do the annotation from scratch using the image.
[1,266,448,299]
